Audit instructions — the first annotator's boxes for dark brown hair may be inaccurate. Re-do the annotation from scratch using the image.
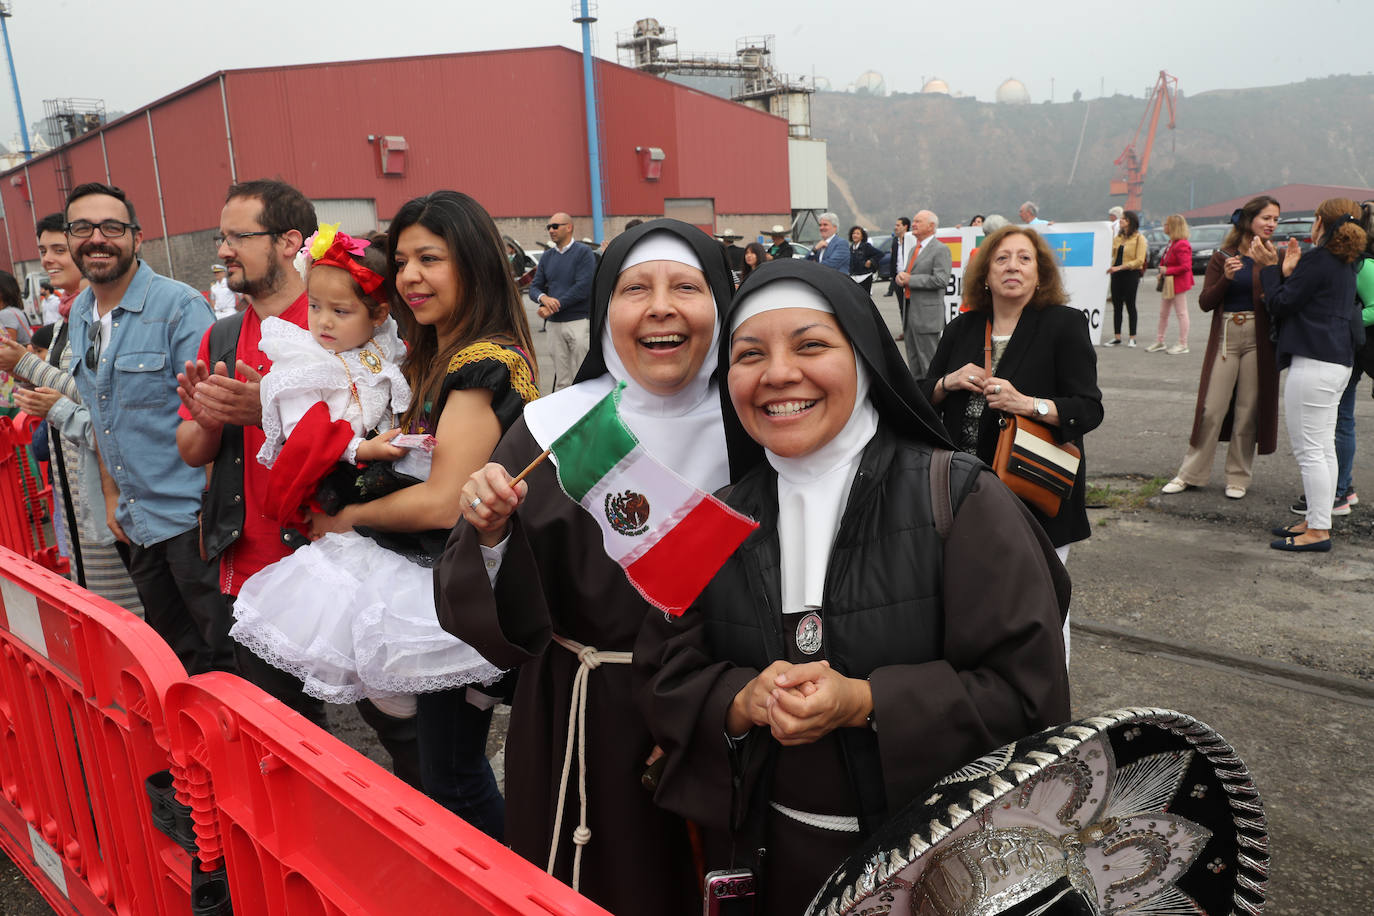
[1222,195,1281,251]
[963,226,1069,312]
[741,242,768,279]
[310,231,392,319]
[225,179,316,239]
[386,191,538,429]
[65,182,137,226]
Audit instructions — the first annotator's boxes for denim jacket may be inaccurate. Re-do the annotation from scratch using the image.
[67,261,214,546]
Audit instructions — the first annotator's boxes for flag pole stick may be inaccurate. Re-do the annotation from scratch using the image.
[510,448,552,486]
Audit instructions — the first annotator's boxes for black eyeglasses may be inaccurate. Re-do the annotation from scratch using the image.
[546,222,565,230]
[66,219,138,239]
[84,319,103,372]
[213,230,277,248]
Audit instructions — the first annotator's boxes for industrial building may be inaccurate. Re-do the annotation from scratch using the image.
[0,45,794,290]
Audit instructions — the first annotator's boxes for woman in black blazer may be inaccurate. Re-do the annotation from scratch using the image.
[920,225,1103,555]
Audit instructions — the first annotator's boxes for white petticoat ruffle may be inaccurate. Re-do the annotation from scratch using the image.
[230,532,503,704]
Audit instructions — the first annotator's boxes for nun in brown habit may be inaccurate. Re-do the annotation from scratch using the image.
[436,219,752,915]
[634,259,1072,915]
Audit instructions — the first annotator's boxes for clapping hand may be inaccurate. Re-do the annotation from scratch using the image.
[12,386,62,418]
[1247,236,1278,267]
[1280,238,1301,277]
[0,335,23,372]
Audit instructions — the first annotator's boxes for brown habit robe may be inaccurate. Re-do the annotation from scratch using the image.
[436,418,699,916]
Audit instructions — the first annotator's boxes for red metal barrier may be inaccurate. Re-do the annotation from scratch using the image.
[0,546,191,915]
[0,545,613,915]
[166,674,610,916]
[0,413,66,574]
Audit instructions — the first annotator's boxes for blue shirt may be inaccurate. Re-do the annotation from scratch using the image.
[67,261,214,546]
[529,243,597,322]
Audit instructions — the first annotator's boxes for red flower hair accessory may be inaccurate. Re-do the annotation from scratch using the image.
[307,222,386,302]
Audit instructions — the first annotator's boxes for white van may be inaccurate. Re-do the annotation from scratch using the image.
[20,271,47,325]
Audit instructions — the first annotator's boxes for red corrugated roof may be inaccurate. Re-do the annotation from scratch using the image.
[1181,183,1374,220]
[0,46,790,264]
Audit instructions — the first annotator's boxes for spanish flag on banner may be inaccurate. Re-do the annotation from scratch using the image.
[937,235,963,268]
[549,383,758,615]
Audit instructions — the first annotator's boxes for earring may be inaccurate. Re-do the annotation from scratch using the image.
[984,283,990,290]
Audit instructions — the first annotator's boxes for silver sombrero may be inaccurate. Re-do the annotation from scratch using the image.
[806,708,1268,915]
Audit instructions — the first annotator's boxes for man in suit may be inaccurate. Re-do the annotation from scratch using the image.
[887,216,913,304]
[896,209,952,379]
[806,212,849,273]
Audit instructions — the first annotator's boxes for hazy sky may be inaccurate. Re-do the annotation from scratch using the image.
[2,0,1371,148]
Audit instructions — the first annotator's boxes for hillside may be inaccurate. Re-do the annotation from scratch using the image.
[813,74,1374,227]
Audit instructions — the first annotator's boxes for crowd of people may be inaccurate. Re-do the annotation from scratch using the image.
[2,179,1364,913]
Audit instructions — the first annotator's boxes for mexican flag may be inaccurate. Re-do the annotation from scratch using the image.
[550,383,758,616]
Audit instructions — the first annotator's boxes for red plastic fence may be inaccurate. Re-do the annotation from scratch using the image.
[0,546,190,915]
[167,675,608,916]
[0,413,66,574]
[0,548,612,916]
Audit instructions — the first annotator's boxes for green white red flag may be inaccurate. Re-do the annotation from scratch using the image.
[549,382,757,616]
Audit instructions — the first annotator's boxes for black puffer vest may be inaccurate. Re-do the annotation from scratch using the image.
[703,426,980,833]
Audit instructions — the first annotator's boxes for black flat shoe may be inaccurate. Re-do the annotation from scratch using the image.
[1270,536,1331,552]
[1271,523,1305,537]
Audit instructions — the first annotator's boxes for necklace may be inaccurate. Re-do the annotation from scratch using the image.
[357,338,384,374]
[334,352,363,413]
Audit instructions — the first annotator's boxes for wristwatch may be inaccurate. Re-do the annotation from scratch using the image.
[1034,398,1050,417]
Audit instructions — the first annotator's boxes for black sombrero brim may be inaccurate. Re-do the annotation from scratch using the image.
[805,707,1268,916]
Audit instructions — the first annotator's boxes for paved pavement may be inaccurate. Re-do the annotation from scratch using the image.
[5,280,1372,912]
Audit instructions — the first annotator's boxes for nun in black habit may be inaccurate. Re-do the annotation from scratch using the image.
[436,219,751,915]
[634,259,1073,916]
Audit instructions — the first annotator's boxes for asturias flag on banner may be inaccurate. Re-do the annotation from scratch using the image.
[549,382,758,616]
[1042,232,1096,268]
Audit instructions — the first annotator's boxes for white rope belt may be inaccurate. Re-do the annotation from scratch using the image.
[770,801,861,833]
[547,635,633,891]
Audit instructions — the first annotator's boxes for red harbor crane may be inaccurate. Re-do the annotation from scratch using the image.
[1110,70,1179,212]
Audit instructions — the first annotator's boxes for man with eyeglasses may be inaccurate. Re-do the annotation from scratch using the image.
[0,213,144,617]
[62,182,227,674]
[174,182,324,701]
[529,211,595,390]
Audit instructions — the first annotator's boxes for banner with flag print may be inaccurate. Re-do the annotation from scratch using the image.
[549,382,758,616]
[940,221,1113,343]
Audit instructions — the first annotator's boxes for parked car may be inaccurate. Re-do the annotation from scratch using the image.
[1272,217,1314,254]
[1189,224,1232,274]
[870,234,895,278]
[1142,228,1169,268]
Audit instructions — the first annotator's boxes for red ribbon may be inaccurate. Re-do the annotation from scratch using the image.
[313,233,386,302]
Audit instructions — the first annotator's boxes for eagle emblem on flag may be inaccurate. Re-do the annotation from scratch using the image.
[605,490,651,536]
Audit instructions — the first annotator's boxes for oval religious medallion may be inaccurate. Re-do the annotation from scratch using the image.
[795,612,823,655]
[358,348,384,374]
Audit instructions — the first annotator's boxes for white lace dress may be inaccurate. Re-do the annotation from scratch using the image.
[229,319,504,703]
